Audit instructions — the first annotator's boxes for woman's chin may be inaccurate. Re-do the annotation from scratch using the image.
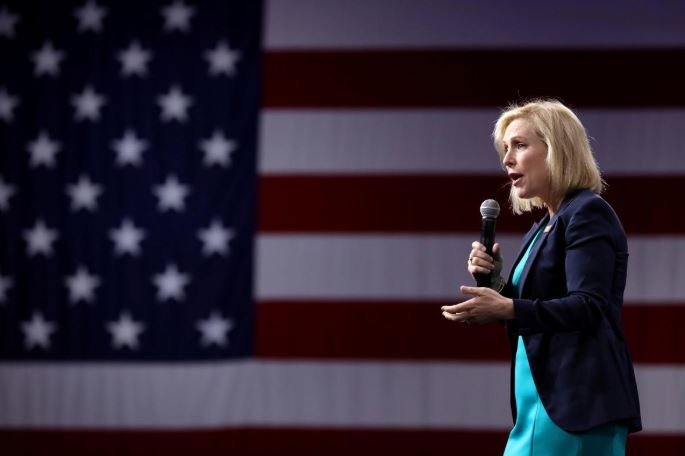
[514,188,531,199]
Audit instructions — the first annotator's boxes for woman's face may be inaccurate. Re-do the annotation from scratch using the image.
[501,117,551,203]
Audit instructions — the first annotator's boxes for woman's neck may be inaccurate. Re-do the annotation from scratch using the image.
[544,194,562,218]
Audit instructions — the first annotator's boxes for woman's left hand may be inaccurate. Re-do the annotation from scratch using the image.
[441,286,515,324]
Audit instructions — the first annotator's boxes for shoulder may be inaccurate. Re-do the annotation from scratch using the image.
[559,189,627,248]
[560,189,619,223]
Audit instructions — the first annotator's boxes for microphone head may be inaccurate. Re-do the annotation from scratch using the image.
[480,199,500,219]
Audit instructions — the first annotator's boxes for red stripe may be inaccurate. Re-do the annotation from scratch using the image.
[258,175,685,234]
[623,305,685,364]
[256,300,510,361]
[263,50,685,108]
[0,429,681,455]
[256,301,685,364]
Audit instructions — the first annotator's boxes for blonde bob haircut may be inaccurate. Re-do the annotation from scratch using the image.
[493,99,605,214]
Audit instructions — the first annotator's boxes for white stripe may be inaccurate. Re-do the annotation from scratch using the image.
[636,365,685,433]
[259,110,499,175]
[0,361,680,432]
[259,110,685,174]
[265,0,685,49]
[256,234,685,302]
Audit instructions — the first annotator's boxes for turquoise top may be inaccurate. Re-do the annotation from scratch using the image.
[503,225,627,456]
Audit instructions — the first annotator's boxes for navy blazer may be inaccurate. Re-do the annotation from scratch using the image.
[502,188,642,433]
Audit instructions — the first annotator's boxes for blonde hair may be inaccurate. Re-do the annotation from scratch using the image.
[492,99,605,214]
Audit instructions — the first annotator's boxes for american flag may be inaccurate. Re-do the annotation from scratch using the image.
[0,0,259,362]
[2,0,685,454]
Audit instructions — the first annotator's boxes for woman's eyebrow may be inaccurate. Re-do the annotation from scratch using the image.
[505,135,527,142]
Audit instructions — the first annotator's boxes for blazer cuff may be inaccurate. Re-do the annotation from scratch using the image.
[511,298,535,333]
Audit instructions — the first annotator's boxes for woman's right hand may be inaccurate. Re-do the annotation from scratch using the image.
[468,241,503,279]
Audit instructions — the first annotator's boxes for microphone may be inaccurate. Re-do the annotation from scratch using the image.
[474,199,500,287]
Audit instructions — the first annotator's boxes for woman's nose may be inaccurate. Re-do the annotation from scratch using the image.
[502,150,514,167]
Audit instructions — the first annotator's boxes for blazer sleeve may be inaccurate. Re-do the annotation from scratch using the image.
[510,197,622,333]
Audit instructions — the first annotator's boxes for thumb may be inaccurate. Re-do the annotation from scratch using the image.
[493,242,502,259]
[460,285,483,296]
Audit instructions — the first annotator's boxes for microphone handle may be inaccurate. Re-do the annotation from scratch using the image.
[474,217,497,287]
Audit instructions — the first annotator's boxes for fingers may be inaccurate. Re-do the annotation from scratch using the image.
[471,241,486,251]
[469,243,493,263]
[461,286,500,300]
[441,301,469,314]
[443,312,485,324]
[442,306,472,323]
[470,241,502,262]
[442,288,503,324]
[442,301,478,324]
[441,296,482,313]
[468,241,505,277]
[468,263,492,275]
[468,246,495,273]
[442,311,470,322]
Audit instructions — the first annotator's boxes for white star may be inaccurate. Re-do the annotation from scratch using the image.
[21,312,56,350]
[109,218,146,257]
[153,175,191,212]
[199,130,236,167]
[196,311,234,348]
[117,41,152,77]
[107,311,145,350]
[66,175,102,212]
[152,263,191,302]
[160,0,195,33]
[197,219,234,257]
[71,85,106,121]
[73,1,107,33]
[31,41,65,77]
[0,87,19,122]
[27,131,61,168]
[23,220,59,257]
[0,7,19,38]
[0,176,17,211]
[157,85,193,122]
[0,270,13,304]
[65,265,101,304]
[204,41,241,77]
[111,129,147,166]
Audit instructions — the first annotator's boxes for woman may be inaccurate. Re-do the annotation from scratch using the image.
[441,99,641,455]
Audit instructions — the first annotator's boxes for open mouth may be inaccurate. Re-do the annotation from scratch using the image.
[509,173,523,186]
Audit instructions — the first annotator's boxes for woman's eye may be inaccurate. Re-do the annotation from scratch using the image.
[516,142,526,150]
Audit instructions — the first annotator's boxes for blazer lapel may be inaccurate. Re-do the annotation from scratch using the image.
[516,217,554,295]
[511,189,588,295]
[508,214,549,283]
